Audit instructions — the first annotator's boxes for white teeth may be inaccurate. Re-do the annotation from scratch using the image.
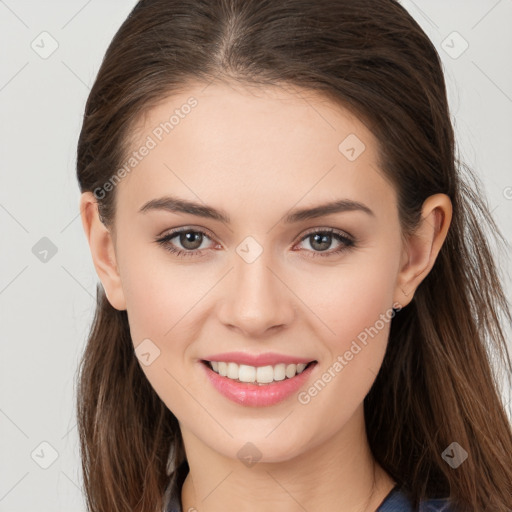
[238,364,256,383]
[218,361,228,376]
[256,365,274,383]
[227,362,238,379]
[208,360,311,384]
[285,364,297,378]
[273,363,286,381]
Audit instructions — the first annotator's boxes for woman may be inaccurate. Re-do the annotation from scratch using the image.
[76,1,512,511]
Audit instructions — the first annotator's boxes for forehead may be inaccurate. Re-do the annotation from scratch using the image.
[115,81,396,222]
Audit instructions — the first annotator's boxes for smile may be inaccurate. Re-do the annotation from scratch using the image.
[200,358,318,407]
[204,360,314,385]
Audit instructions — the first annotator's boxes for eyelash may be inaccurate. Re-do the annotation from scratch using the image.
[154,227,356,259]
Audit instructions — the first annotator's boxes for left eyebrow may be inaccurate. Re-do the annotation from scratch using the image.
[138,195,375,223]
[283,198,375,222]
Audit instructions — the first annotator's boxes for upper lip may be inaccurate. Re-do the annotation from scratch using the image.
[202,352,316,367]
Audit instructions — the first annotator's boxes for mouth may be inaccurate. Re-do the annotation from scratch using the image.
[201,359,318,386]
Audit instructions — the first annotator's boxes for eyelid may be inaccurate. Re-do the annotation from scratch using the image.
[157,225,354,246]
[297,226,354,244]
[154,226,220,257]
[155,225,356,258]
[157,224,217,240]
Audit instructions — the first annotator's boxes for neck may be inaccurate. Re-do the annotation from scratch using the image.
[179,405,396,512]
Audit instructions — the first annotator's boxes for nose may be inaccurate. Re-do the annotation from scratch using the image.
[216,246,295,338]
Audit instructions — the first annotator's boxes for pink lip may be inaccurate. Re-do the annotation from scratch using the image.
[200,360,318,407]
[203,351,315,366]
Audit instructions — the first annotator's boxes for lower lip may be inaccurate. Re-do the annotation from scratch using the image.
[201,361,317,407]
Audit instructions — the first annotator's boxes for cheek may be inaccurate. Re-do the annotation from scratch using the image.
[119,244,211,343]
[294,248,399,402]
[299,253,398,352]
[117,246,228,407]
[119,257,201,414]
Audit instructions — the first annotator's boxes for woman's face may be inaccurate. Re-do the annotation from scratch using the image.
[100,81,409,462]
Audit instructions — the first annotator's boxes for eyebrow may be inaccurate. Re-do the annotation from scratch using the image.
[138,195,375,223]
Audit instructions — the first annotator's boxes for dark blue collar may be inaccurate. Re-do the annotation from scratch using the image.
[377,484,454,511]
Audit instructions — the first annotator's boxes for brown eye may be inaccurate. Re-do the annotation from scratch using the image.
[309,232,334,252]
[155,228,214,258]
[296,228,356,258]
[179,231,204,250]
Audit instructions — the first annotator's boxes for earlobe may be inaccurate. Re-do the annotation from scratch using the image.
[394,193,452,307]
[79,192,127,311]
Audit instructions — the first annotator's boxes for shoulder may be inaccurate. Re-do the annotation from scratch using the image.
[378,486,456,512]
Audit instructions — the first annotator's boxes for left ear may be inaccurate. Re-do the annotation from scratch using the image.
[393,193,452,308]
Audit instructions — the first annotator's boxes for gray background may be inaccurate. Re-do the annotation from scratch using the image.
[1,1,511,510]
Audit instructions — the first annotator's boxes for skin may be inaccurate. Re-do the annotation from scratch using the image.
[80,80,452,512]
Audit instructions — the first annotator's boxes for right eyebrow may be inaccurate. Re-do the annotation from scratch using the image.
[138,195,230,223]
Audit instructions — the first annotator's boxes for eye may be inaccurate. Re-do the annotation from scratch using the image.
[154,227,356,259]
[154,228,217,258]
[294,228,355,258]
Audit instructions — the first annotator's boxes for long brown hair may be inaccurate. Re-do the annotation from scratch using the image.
[75,1,512,511]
